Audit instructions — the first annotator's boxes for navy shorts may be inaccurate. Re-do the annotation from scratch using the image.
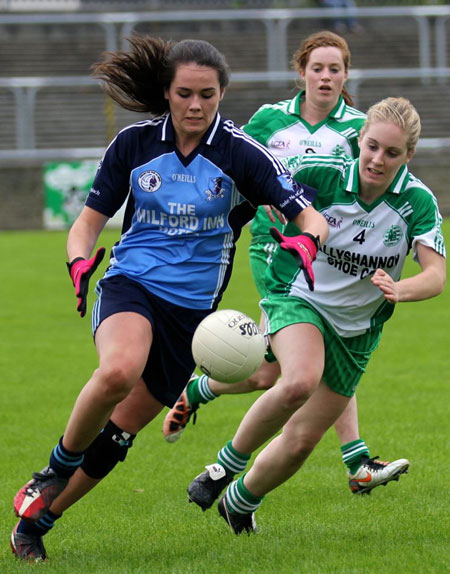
[92,275,210,407]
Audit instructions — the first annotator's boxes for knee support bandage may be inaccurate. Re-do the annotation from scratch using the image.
[81,420,136,479]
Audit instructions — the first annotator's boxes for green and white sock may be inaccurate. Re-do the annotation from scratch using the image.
[341,439,370,474]
[186,375,218,407]
[217,440,251,476]
[226,476,264,515]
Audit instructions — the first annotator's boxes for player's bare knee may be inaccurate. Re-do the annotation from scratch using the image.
[246,371,276,391]
[289,442,315,463]
[94,364,136,402]
[283,432,316,462]
[246,361,279,390]
[278,377,316,409]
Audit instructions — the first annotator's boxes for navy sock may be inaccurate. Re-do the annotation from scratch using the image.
[49,436,85,478]
[17,511,61,537]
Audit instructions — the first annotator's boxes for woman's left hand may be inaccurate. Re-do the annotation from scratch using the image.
[371,269,399,303]
[371,245,446,304]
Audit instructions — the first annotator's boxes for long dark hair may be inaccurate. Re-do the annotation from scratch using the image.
[92,35,230,116]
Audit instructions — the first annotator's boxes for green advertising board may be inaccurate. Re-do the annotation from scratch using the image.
[44,160,99,229]
[43,160,125,229]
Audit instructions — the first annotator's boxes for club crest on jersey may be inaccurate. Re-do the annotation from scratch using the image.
[278,173,301,193]
[282,155,302,172]
[332,144,346,156]
[205,177,225,200]
[383,225,403,246]
[138,170,162,192]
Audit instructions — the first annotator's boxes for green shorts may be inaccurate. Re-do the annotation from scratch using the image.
[260,295,383,397]
[248,241,278,298]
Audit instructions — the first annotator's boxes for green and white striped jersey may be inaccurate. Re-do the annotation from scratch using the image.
[242,91,366,243]
[266,154,446,337]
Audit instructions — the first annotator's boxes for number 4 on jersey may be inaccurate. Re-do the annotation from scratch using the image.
[353,229,366,244]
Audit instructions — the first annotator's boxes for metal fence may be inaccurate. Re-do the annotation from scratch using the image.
[1,5,450,161]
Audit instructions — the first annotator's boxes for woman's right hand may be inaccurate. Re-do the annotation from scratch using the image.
[262,205,287,225]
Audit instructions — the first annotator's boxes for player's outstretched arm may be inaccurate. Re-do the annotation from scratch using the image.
[270,206,328,291]
[66,206,109,317]
[371,243,446,304]
[270,227,320,291]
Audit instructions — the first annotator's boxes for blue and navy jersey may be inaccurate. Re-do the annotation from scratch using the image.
[86,113,316,310]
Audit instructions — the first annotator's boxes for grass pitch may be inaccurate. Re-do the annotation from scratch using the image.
[0,223,449,573]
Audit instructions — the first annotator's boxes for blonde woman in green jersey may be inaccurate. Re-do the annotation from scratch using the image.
[187,97,446,534]
[164,31,408,495]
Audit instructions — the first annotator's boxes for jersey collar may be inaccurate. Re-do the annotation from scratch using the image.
[288,90,347,119]
[385,164,410,194]
[345,160,410,195]
[159,112,223,146]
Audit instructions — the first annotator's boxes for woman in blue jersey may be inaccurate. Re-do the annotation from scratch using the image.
[11,36,328,561]
[187,97,446,534]
[164,30,408,495]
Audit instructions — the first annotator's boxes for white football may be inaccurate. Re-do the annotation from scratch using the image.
[192,309,266,384]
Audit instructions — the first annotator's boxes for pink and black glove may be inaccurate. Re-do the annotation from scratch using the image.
[67,247,105,317]
[270,228,319,291]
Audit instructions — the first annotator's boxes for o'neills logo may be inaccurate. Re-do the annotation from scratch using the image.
[138,170,162,192]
